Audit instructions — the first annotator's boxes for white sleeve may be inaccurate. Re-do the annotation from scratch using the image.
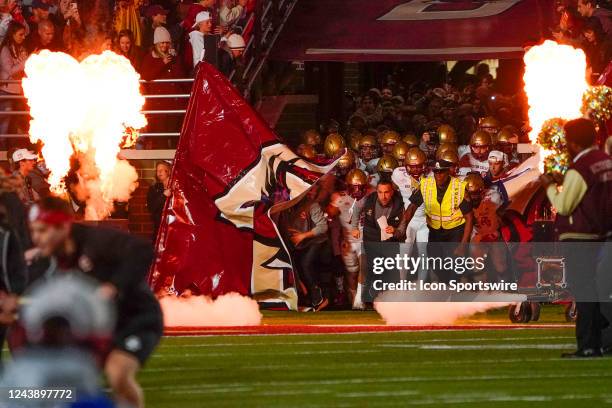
[189,33,205,68]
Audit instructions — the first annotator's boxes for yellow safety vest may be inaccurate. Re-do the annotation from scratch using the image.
[421,176,466,230]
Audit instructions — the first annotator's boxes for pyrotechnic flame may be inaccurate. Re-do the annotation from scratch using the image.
[523,40,588,172]
[23,50,146,219]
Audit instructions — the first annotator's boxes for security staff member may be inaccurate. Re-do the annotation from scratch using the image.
[351,180,404,302]
[540,118,612,358]
[401,159,474,282]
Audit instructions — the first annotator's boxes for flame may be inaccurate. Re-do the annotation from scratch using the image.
[23,50,146,219]
[523,40,588,172]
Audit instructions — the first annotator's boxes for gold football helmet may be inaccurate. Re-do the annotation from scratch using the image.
[435,148,459,165]
[391,141,410,162]
[302,129,321,146]
[479,116,500,128]
[337,149,355,170]
[346,168,368,186]
[470,130,492,147]
[297,144,316,159]
[438,124,457,144]
[406,147,426,178]
[323,133,346,158]
[402,133,419,147]
[359,134,378,148]
[496,128,519,145]
[345,168,368,199]
[465,173,485,193]
[380,130,400,146]
[436,142,458,157]
[376,155,399,173]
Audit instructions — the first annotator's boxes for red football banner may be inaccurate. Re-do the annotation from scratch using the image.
[148,63,334,309]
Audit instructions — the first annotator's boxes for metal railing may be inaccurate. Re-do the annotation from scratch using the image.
[236,0,298,99]
[0,0,299,148]
[0,78,194,141]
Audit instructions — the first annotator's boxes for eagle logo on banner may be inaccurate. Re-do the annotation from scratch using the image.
[148,63,335,310]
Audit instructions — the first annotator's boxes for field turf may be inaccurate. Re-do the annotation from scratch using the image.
[140,307,612,407]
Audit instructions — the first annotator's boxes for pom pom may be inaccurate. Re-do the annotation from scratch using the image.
[582,86,612,123]
[538,118,570,174]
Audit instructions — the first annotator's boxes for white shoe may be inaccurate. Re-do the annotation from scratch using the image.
[352,283,365,310]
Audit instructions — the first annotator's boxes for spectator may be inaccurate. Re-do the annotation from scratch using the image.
[142,4,169,51]
[27,0,51,35]
[218,32,244,77]
[140,26,187,146]
[147,161,172,239]
[26,18,61,52]
[577,0,612,35]
[182,0,218,32]
[219,0,247,29]
[552,6,586,46]
[188,10,212,69]
[582,18,612,79]
[98,31,114,52]
[114,0,143,47]
[10,149,39,207]
[57,0,82,54]
[0,0,29,44]
[0,21,28,136]
[116,29,142,71]
[350,95,382,128]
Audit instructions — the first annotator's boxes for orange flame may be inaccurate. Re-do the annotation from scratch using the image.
[523,40,588,172]
[23,50,147,219]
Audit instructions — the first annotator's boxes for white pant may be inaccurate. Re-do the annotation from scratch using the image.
[341,240,362,275]
[400,217,429,281]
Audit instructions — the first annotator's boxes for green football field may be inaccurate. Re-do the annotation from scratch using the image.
[140,307,612,407]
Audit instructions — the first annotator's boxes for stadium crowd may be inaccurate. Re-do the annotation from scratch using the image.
[0,0,253,142]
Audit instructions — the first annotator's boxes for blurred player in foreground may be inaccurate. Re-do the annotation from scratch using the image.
[0,197,162,407]
[1,274,117,407]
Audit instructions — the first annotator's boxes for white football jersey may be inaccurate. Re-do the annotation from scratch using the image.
[459,152,489,177]
[391,167,426,218]
[330,191,364,243]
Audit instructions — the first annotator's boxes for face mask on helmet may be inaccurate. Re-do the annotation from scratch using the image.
[359,145,376,161]
[348,184,366,200]
[408,164,425,178]
[471,144,490,161]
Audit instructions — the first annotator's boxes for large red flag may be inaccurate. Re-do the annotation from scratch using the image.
[148,63,333,309]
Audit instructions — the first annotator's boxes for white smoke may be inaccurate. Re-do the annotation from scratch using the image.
[160,293,262,327]
[375,302,509,325]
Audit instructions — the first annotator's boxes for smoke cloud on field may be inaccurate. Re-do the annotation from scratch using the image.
[374,302,509,325]
[160,293,263,327]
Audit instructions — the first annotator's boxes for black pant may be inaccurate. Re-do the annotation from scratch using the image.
[427,225,465,283]
[296,240,331,306]
[564,240,607,351]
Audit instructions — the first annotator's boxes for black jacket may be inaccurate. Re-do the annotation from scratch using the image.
[361,192,404,242]
[0,222,27,295]
[29,224,161,329]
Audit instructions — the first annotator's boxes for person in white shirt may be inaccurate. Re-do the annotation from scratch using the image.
[459,130,492,177]
[189,11,213,68]
[391,147,429,280]
[327,169,370,309]
[220,0,247,28]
